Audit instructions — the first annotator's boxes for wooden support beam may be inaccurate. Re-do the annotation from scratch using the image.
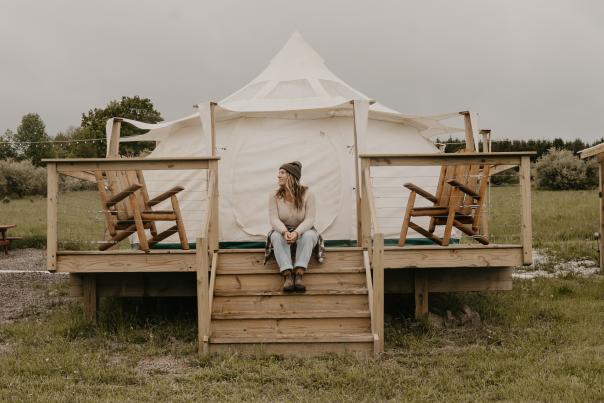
[47,163,58,271]
[48,157,216,173]
[579,143,604,160]
[460,111,477,152]
[414,270,429,319]
[208,160,220,253]
[480,129,492,242]
[383,245,523,268]
[82,274,98,323]
[210,102,217,157]
[56,251,197,273]
[197,237,210,355]
[359,152,533,167]
[352,101,369,246]
[519,155,533,265]
[107,119,122,158]
[360,160,371,253]
[372,233,384,354]
[600,162,604,273]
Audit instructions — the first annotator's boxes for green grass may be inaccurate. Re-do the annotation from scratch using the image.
[0,277,602,401]
[0,191,110,250]
[0,188,603,400]
[489,186,598,261]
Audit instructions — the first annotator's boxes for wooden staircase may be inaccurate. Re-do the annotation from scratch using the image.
[207,248,376,356]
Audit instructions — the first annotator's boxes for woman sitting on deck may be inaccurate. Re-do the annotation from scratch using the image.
[268,161,318,293]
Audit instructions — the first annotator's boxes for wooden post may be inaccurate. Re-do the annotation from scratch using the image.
[210,102,217,157]
[196,237,210,355]
[360,158,372,254]
[414,270,429,319]
[47,162,58,271]
[208,160,219,253]
[519,155,533,265]
[480,129,491,239]
[460,111,477,152]
[82,274,98,323]
[106,119,122,158]
[600,162,604,273]
[372,232,384,353]
[352,100,369,246]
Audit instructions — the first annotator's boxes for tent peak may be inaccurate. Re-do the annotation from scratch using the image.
[220,32,371,111]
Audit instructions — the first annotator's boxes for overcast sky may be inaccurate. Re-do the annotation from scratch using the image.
[1,0,603,141]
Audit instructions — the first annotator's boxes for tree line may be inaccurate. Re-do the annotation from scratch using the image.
[0,96,162,166]
[436,136,602,161]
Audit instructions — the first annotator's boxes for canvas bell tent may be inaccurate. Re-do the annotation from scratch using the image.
[108,32,470,246]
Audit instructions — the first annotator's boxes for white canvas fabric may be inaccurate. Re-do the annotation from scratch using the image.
[111,33,467,244]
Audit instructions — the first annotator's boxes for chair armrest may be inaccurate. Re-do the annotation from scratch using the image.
[446,179,480,198]
[147,186,185,207]
[403,183,438,203]
[106,184,143,207]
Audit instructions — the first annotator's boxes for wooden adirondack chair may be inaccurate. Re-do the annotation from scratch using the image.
[399,162,491,246]
[95,170,189,251]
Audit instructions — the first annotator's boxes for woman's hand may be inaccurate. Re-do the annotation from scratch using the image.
[284,231,299,244]
[288,231,299,244]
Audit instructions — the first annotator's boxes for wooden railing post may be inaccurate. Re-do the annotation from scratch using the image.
[47,162,58,271]
[208,160,219,253]
[519,155,533,265]
[352,100,369,246]
[196,237,210,355]
[372,232,384,354]
[480,129,492,239]
[106,119,122,158]
[600,162,604,273]
[360,158,372,255]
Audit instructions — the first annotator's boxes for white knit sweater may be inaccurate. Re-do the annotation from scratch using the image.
[268,190,316,235]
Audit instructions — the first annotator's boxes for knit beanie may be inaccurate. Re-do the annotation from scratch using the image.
[280,161,302,181]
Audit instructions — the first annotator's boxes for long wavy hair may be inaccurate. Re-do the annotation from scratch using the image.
[276,171,308,210]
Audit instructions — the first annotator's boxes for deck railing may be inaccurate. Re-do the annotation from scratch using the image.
[44,157,220,331]
[358,152,535,339]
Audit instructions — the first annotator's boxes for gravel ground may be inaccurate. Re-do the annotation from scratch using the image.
[0,248,46,271]
[0,249,72,323]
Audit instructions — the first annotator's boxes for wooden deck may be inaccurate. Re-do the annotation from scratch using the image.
[44,148,534,357]
[66,245,517,357]
[57,244,523,273]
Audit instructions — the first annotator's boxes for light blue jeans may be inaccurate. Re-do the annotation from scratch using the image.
[270,230,319,273]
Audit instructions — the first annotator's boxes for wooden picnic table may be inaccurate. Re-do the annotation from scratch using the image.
[0,224,22,255]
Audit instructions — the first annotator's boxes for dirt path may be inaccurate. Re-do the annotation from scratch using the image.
[0,249,72,323]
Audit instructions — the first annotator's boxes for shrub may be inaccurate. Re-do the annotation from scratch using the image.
[0,160,47,198]
[0,159,95,198]
[533,148,598,190]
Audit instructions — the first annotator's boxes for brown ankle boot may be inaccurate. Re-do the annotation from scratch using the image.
[282,269,295,293]
[293,268,306,292]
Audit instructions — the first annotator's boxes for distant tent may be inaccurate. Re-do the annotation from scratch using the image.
[110,32,464,246]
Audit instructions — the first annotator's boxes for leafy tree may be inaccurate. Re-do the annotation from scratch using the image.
[0,129,18,160]
[14,113,54,166]
[53,127,98,158]
[80,96,162,157]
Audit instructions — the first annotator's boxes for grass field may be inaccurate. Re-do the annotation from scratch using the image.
[0,277,602,401]
[0,186,602,401]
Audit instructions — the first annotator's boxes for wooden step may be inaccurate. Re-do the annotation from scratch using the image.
[217,249,363,273]
[212,294,369,315]
[211,317,371,337]
[216,267,365,275]
[214,289,368,297]
[211,333,374,344]
[212,310,370,320]
[214,272,367,294]
[209,341,373,356]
